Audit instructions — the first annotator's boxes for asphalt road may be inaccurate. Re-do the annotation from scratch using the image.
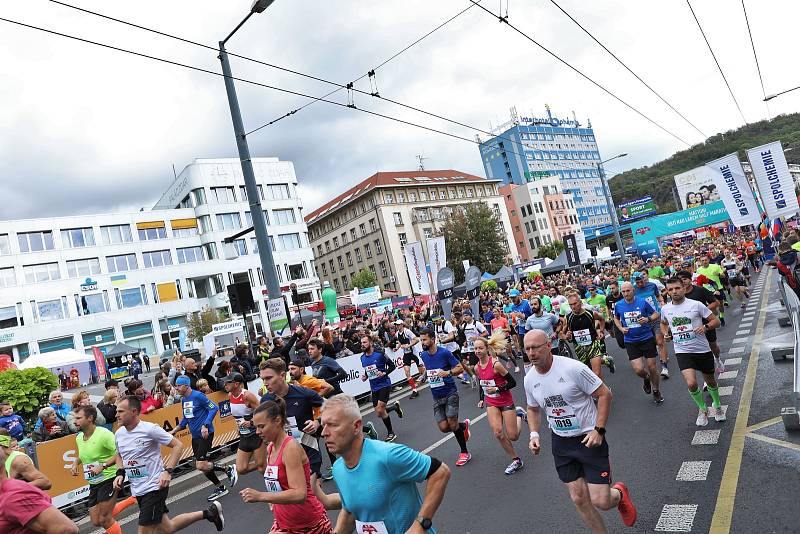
[79,270,800,533]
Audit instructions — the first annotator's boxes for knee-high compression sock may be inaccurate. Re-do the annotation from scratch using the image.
[708,385,721,408]
[453,425,468,453]
[382,416,394,434]
[112,496,136,517]
[204,470,222,486]
[106,521,122,534]
[689,388,707,411]
[408,376,417,390]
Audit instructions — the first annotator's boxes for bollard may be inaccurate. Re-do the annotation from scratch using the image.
[772,346,794,361]
[782,407,800,431]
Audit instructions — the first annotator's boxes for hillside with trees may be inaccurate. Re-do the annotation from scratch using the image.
[609,113,800,213]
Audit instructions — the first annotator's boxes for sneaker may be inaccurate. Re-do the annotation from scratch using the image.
[695,409,709,427]
[225,464,238,488]
[515,406,528,423]
[603,355,615,374]
[642,377,652,395]
[660,363,670,379]
[392,401,404,419]
[385,433,397,442]
[321,466,333,481]
[460,378,470,385]
[206,501,225,532]
[504,458,524,475]
[514,366,521,373]
[455,452,472,466]
[463,419,471,442]
[713,405,727,422]
[652,390,664,404]
[612,482,637,527]
[207,485,229,502]
[410,390,419,399]
[363,421,379,440]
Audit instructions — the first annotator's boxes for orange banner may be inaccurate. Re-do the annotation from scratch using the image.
[36,391,240,508]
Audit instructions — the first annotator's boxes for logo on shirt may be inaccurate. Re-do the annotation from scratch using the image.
[558,377,566,383]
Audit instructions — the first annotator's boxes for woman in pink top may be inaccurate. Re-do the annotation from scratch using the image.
[474,333,526,475]
[239,398,332,534]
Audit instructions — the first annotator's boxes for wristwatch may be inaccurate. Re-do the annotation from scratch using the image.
[416,517,433,530]
[594,426,606,436]
[165,467,174,475]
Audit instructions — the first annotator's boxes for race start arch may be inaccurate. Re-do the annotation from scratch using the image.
[630,201,730,258]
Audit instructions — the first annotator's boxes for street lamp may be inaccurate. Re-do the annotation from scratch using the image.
[218,0,282,300]
[764,85,800,102]
[597,153,628,260]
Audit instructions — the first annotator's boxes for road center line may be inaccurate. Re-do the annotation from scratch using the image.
[421,411,488,454]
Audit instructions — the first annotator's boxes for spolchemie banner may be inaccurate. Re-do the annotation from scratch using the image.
[404,241,431,294]
[675,167,718,209]
[631,201,728,258]
[704,153,761,227]
[617,196,657,222]
[746,141,800,219]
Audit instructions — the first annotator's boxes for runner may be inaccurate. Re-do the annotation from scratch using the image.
[613,282,664,404]
[633,272,669,378]
[0,428,51,489]
[721,252,750,308]
[172,376,235,502]
[239,399,332,534]
[604,281,626,350]
[457,311,487,387]
[113,395,224,532]
[489,306,518,371]
[223,373,264,477]
[508,288,533,370]
[523,329,637,531]
[307,338,348,396]
[360,335,403,442]
[659,278,726,426]
[321,394,451,534]
[525,296,560,356]
[560,292,613,379]
[395,319,426,399]
[418,328,472,466]
[677,270,725,376]
[69,405,122,534]
[474,334,526,475]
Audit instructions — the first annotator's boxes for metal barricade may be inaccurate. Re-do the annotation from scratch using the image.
[778,278,800,430]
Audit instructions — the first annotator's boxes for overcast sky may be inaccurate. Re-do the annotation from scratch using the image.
[2,0,799,220]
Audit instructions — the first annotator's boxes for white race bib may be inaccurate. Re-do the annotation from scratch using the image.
[573,328,592,346]
[182,401,194,419]
[670,323,696,344]
[264,465,283,493]
[285,416,302,441]
[480,379,500,398]
[125,464,150,480]
[623,311,641,329]
[364,364,380,380]
[83,463,104,483]
[355,520,389,534]
[427,369,445,388]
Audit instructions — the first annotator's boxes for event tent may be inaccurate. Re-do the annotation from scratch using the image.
[18,348,94,370]
[104,342,141,359]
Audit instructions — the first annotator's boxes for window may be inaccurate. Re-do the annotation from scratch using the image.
[239,185,264,201]
[142,250,172,268]
[276,233,301,250]
[211,186,236,203]
[18,231,55,252]
[190,188,206,206]
[341,274,348,288]
[364,243,372,259]
[0,267,15,288]
[107,253,138,273]
[439,190,446,200]
[287,263,306,280]
[198,215,213,234]
[409,192,417,202]
[384,192,394,203]
[346,252,353,266]
[337,256,344,270]
[0,234,10,255]
[379,261,388,277]
[203,242,218,260]
[75,292,108,316]
[329,259,336,273]
[369,219,377,232]
[173,225,198,237]
[325,240,331,253]
[333,280,340,293]
[34,298,68,323]
[341,232,347,245]
[66,258,101,278]
[232,239,247,256]
[355,248,362,262]
[23,262,60,284]
[273,209,296,225]
[101,225,133,245]
[0,305,21,329]
[374,239,383,255]
[61,227,95,248]
[116,286,147,309]
[321,262,327,276]
[176,246,204,264]
[137,225,167,241]
[398,192,406,203]
[333,237,339,248]
[265,184,290,200]
[359,223,366,236]
[423,228,433,239]
[393,213,403,225]
[244,211,254,227]
[398,233,408,249]
[529,238,535,249]
[348,228,355,241]
[216,212,242,231]
[420,191,428,201]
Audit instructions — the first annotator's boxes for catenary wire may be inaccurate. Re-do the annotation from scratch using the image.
[547,0,707,139]
[685,0,748,124]
[467,0,691,147]
[740,0,769,119]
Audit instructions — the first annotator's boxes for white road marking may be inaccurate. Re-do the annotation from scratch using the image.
[692,429,721,445]
[718,386,734,397]
[655,504,698,532]
[718,370,739,380]
[723,357,742,366]
[735,330,750,336]
[421,411,488,454]
[676,461,711,481]
[728,346,746,354]
[731,338,748,345]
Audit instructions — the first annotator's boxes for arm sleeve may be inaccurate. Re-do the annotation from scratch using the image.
[498,371,516,391]
[385,443,432,483]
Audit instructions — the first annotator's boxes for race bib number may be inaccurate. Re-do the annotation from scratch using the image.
[364,364,380,380]
[125,465,149,480]
[237,417,255,436]
[83,463,104,483]
[427,369,445,388]
[727,269,737,278]
[264,465,283,493]
[464,340,475,353]
[549,413,580,436]
[480,379,500,398]
[623,311,641,328]
[182,401,194,419]
[285,416,302,441]
[355,520,389,534]
[573,328,592,346]
[671,324,696,344]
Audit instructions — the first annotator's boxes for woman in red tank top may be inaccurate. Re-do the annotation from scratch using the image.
[239,398,332,534]
[474,333,526,475]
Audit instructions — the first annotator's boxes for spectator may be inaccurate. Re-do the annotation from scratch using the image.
[125,379,162,414]
[256,336,271,360]
[141,350,151,373]
[57,368,69,390]
[196,379,213,395]
[96,388,118,429]
[32,407,71,442]
[214,360,233,391]
[776,240,800,300]
[271,325,305,366]
[0,402,26,441]
[128,354,142,381]
[153,378,177,407]
[34,391,70,431]
[104,379,119,391]
[67,391,106,433]
[230,345,254,381]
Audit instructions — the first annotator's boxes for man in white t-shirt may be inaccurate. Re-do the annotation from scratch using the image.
[113,395,224,532]
[523,329,637,532]
[457,311,487,387]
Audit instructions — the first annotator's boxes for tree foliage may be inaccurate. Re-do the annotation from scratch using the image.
[439,202,509,284]
[537,240,565,260]
[187,307,227,342]
[481,280,498,292]
[0,368,59,421]
[610,113,800,213]
[351,268,378,290]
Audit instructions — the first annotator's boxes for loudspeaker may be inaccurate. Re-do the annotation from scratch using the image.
[227,281,256,314]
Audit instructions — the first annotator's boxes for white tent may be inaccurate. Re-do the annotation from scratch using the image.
[18,348,94,370]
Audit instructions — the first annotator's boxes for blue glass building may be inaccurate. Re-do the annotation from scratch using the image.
[479,108,611,234]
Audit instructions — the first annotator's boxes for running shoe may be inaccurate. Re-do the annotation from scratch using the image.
[393,401,404,419]
[652,390,664,404]
[642,377,652,395]
[460,378,470,385]
[515,406,527,423]
[321,466,333,481]
[455,452,472,466]
[385,433,397,442]
[603,355,616,374]
[463,419,471,442]
[695,409,709,427]
[207,501,225,532]
[225,464,238,488]
[207,485,229,502]
[504,458,524,475]
[363,421,378,440]
[612,482,637,527]
[713,405,727,422]
[660,362,670,379]
[410,390,419,399]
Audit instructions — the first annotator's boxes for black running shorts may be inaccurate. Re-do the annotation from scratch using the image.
[625,337,657,361]
[136,487,169,526]
[371,386,391,407]
[676,351,715,374]
[191,435,214,461]
[87,477,116,508]
[402,352,420,367]
[551,433,611,485]
[237,432,262,453]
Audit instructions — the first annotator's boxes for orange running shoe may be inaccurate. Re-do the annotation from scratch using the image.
[612,482,637,527]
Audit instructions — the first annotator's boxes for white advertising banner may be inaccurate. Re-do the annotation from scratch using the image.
[705,153,761,227]
[307,348,419,397]
[746,141,800,219]
[404,241,430,294]
[349,286,381,307]
[675,167,717,209]
[426,236,446,292]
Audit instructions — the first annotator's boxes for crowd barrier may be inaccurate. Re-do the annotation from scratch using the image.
[777,278,800,430]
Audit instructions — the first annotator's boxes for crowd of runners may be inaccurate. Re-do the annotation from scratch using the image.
[0,228,783,534]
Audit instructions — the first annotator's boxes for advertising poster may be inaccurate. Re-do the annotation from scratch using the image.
[617,196,657,222]
[675,167,718,209]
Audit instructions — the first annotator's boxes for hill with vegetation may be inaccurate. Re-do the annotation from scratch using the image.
[609,113,800,214]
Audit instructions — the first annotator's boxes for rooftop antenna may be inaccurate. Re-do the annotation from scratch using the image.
[416,154,428,171]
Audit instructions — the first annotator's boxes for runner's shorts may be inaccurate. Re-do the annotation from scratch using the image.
[676,351,715,374]
[237,432,262,453]
[403,352,420,368]
[730,277,746,287]
[433,393,460,423]
[87,477,116,508]
[191,434,214,461]
[371,386,391,407]
[551,433,612,485]
[136,487,170,526]
[625,337,657,360]
[573,340,606,366]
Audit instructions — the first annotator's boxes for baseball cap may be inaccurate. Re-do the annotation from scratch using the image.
[223,372,245,384]
[463,310,474,316]
[632,272,643,280]
[508,288,521,297]
[175,375,191,387]
[393,319,404,325]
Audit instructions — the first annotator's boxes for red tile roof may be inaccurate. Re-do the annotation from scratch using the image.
[304,169,491,223]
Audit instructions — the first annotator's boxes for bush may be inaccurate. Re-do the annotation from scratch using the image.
[0,368,59,421]
[481,280,498,292]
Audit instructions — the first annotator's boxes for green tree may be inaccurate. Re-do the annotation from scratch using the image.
[0,368,59,422]
[439,202,509,284]
[186,307,226,342]
[537,240,565,260]
[351,268,378,290]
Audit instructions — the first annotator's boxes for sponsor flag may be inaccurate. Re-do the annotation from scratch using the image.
[464,266,482,318]
[704,153,761,227]
[426,236,446,291]
[746,141,800,219]
[404,241,430,294]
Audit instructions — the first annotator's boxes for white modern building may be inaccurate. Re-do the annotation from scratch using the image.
[0,157,319,363]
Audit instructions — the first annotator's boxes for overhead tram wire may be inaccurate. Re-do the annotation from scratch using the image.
[740,0,770,119]
[547,0,707,139]
[466,1,691,148]
[685,0,748,125]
